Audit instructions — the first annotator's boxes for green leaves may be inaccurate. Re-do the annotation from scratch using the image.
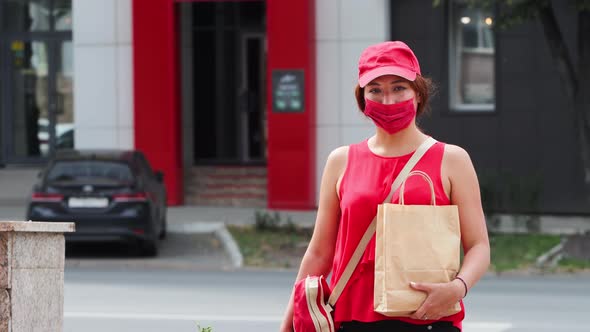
[435,0,589,19]
[574,0,590,11]
[196,324,213,332]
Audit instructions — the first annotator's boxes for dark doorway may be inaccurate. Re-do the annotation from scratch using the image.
[180,1,266,165]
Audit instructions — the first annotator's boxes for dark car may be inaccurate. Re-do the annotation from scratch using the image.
[26,149,167,256]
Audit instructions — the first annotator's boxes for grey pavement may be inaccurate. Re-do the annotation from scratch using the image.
[63,268,590,332]
[0,202,315,271]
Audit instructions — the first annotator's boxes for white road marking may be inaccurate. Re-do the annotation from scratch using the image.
[65,312,281,322]
[463,322,513,331]
[66,312,513,331]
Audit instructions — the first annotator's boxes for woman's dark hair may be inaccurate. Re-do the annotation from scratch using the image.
[354,75,436,117]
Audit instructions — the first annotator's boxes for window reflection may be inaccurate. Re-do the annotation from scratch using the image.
[450,1,495,110]
[2,0,51,31]
[56,40,74,150]
[1,0,72,31]
[2,1,73,159]
[54,0,72,31]
[10,40,48,157]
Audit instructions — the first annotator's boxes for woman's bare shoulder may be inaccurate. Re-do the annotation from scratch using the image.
[324,146,350,178]
[443,144,472,166]
[327,145,349,163]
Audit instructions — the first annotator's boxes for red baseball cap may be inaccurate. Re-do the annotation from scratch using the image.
[358,41,421,88]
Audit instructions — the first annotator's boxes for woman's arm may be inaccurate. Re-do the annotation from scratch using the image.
[446,145,490,295]
[410,144,490,320]
[279,146,348,332]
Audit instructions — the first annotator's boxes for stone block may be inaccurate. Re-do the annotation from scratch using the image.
[0,289,10,332]
[10,269,63,332]
[0,233,11,289]
[11,233,64,270]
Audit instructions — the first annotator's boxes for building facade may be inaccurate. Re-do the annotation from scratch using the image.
[0,0,587,215]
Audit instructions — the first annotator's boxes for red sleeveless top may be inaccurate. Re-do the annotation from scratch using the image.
[330,138,464,329]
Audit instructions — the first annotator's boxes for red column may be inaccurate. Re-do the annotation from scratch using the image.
[132,0,183,205]
[266,0,316,209]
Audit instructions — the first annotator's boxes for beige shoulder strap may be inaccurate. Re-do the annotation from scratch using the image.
[327,137,437,306]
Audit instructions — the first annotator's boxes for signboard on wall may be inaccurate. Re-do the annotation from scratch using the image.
[271,70,304,113]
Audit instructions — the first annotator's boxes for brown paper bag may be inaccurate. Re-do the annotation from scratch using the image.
[374,170,462,317]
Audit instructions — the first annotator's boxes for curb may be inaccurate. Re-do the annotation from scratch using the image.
[535,240,565,270]
[214,226,244,268]
[167,221,244,269]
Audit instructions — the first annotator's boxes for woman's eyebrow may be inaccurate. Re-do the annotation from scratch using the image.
[368,79,407,86]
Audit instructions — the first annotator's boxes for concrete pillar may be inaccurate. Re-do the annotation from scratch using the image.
[0,221,74,332]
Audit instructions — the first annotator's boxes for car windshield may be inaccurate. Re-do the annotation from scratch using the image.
[47,161,134,183]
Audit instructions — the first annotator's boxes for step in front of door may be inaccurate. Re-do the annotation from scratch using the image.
[184,166,267,207]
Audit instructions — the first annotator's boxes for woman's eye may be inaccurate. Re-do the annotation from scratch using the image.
[369,88,382,94]
[393,86,406,92]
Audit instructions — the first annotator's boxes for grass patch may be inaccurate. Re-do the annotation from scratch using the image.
[229,223,589,273]
[489,233,561,272]
[227,224,312,268]
[557,257,590,271]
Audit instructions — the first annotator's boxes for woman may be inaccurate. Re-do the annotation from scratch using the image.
[280,41,490,332]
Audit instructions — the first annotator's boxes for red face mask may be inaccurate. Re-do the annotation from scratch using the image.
[363,98,416,135]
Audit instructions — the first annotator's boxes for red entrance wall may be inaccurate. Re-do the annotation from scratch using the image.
[267,0,316,209]
[132,0,183,205]
[132,0,316,208]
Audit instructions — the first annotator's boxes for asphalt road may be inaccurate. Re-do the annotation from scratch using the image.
[64,267,590,332]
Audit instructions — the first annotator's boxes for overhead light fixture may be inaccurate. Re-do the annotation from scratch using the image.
[460,16,471,24]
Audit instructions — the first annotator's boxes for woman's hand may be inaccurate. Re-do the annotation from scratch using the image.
[409,280,464,321]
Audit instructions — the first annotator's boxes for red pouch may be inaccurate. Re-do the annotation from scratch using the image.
[293,275,335,332]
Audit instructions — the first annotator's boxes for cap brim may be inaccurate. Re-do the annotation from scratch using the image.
[359,66,417,87]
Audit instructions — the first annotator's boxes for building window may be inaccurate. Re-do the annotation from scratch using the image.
[449,1,495,112]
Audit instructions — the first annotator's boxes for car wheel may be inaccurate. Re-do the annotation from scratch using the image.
[139,238,158,257]
[159,216,167,240]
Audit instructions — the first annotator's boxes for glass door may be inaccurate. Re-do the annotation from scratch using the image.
[0,0,73,164]
[4,39,49,159]
[1,37,73,162]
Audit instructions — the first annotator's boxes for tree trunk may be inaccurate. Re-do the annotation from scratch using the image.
[537,4,578,99]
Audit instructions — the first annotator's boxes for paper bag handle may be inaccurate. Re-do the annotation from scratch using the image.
[399,170,436,206]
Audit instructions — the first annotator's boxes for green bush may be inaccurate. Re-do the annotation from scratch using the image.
[254,210,297,233]
[489,233,561,272]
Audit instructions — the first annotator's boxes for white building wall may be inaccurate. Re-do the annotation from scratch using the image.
[72,0,133,150]
[315,0,390,202]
